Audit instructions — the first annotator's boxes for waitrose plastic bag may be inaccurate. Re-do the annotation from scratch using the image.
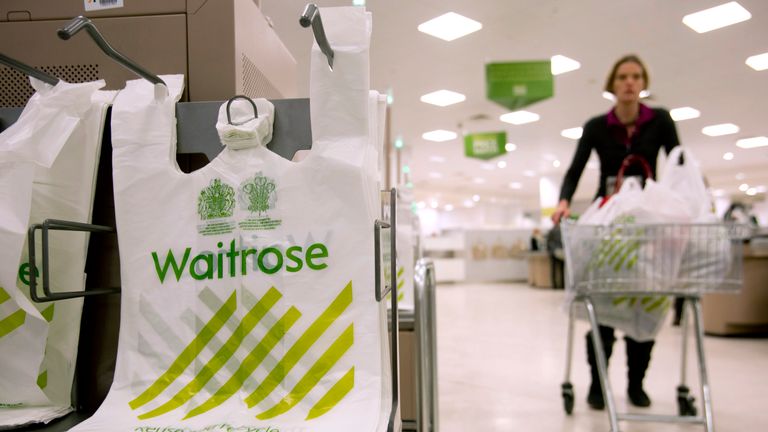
[73,7,390,432]
[568,175,691,341]
[0,78,110,426]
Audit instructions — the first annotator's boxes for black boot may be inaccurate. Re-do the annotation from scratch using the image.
[626,336,654,407]
[586,326,615,410]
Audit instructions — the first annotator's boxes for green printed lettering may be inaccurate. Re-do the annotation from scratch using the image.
[285,246,303,272]
[241,248,257,275]
[257,247,283,275]
[17,262,38,286]
[306,243,329,270]
[226,239,239,277]
[152,248,191,283]
[191,253,214,280]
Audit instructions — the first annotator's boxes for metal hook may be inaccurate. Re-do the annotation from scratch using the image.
[226,95,259,125]
[300,3,334,70]
[57,16,166,87]
[0,52,59,86]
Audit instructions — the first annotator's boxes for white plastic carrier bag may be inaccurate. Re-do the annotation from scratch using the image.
[659,147,731,289]
[73,7,391,432]
[0,78,111,426]
[568,176,692,341]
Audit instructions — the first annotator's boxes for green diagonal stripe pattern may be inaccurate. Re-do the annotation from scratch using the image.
[256,324,354,420]
[0,309,26,339]
[306,366,355,420]
[0,287,10,304]
[244,282,353,408]
[137,288,282,419]
[129,290,237,410]
[184,307,302,419]
[41,304,55,323]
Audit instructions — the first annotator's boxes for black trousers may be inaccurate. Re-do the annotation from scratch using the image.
[586,325,655,388]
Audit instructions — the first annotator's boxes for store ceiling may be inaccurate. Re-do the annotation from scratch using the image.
[262,0,768,209]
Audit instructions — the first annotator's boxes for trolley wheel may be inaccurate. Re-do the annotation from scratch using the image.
[676,385,697,417]
[562,382,574,415]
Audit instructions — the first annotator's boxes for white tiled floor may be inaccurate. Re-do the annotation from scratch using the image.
[435,282,768,431]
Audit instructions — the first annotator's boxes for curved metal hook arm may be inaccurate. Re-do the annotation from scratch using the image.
[0,52,59,86]
[58,16,166,87]
[300,4,334,70]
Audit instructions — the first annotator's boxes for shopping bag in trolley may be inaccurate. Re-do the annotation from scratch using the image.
[0,78,110,426]
[72,7,391,432]
[659,147,733,290]
[567,155,692,341]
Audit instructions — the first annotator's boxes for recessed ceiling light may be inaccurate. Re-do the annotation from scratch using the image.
[553,160,561,168]
[670,107,701,121]
[417,12,482,41]
[500,111,540,125]
[736,136,768,149]
[723,152,734,160]
[422,129,457,142]
[472,194,480,202]
[746,52,768,71]
[352,0,366,5]
[561,127,583,139]
[430,200,439,209]
[473,177,486,184]
[463,200,475,208]
[746,188,757,196]
[739,183,749,192]
[420,89,467,107]
[682,2,751,33]
[550,55,581,75]
[523,170,536,177]
[429,155,446,163]
[756,186,767,193]
[444,204,454,211]
[497,160,507,168]
[429,172,443,179]
[639,90,651,99]
[702,123,739,137]
[602,91,616,101]
[509,182,522,189]
[505,143,517,152]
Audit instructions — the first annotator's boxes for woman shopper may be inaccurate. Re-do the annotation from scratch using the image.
[552,54,681,410]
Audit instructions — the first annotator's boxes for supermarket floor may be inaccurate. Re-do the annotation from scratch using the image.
[436,282,768,431]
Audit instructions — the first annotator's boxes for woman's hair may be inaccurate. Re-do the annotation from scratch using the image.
[604,54,649,94]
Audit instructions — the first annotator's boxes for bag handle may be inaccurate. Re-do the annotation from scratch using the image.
[615,154,653,192]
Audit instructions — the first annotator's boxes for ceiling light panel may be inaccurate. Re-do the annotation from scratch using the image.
[682,2,751,33]
[499,110,540,125]
[561,127,583,139]
[417,12,482,41]
[670,107,701,121]
[420,89,467,107]
[702,123,739,137]
[505,143,517,152]
[550,55,581,75]
[422,129,457,142]
[746,52,768,71]
[736,136,768,149]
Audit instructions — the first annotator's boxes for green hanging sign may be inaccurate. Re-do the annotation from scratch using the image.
[486,61,553,110]
[464,131,506,160]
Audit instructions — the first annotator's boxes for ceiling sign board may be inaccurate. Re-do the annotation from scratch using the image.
[486,61,553,110]
[464,131,507,160]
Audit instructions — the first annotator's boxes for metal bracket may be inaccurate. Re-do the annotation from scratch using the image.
[0,52,59,86]
[28,219,120,302]
[300,3,335,70]
[57,16,166,87]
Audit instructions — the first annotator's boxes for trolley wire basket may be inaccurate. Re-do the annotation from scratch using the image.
[562,222,751,296]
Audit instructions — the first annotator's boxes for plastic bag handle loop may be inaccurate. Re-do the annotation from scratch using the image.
[615,154,653,192]
[225,95,259,125]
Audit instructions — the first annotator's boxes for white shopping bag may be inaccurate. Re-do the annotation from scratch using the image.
[569,176,692,341]
[659,147,731,289]
[0,78,110,426]
[74,7,390,432]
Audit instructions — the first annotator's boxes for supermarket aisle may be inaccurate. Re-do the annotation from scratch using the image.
[436,282,768,431]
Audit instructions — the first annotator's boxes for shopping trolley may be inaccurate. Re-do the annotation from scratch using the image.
[559,221,751,432]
